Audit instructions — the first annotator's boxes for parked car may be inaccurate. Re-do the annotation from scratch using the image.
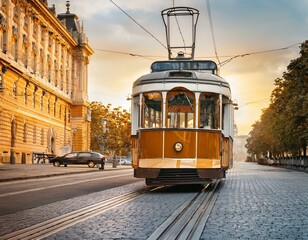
[50,151,105,168]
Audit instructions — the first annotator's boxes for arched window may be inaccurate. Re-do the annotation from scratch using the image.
[142,92,162,128]
[167,88,195,128]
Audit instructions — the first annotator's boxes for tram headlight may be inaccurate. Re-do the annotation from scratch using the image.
[174,142,183,152]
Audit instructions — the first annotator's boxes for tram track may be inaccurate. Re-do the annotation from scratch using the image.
[148,180,221,240]
[1,181,220,240]
[0,187,151,240]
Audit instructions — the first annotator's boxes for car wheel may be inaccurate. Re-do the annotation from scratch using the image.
[88,161,95,168]
[53,161,61,167]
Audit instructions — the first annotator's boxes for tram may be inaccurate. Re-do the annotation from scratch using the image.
[130,7,235,186]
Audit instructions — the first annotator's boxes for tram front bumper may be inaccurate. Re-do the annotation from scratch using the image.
[134,168,225,179]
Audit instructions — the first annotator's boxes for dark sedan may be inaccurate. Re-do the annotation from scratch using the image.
[50,151,105,168]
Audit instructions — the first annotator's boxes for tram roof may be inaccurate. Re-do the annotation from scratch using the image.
[132,60,231,96]
[133,68,230,88]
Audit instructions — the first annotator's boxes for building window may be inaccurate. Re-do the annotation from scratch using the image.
[54,98,57,116]
[0,65,6,89]
[40,94,44,110]
[68,108,71,123]
[23,122,27,142]
[33,91,36,108]
[24,85,28,104]
[11,118,17,147]
[39,49,43,77]
[60,66,63,90]
[0,29,4,53]
[47,98,50,113]
[47,54,51,82]
[33,125,36,144]
[59,105,61,119]
[13,81,18,96]
[11,29,18,60]
[0,73,3,89]
[2,0,7,7]
[41,127,44,145]
[24,15,28,29]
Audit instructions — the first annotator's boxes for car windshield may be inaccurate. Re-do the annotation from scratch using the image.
[78,152,91,158]
[91,153,103,158]
[65,153,77,158]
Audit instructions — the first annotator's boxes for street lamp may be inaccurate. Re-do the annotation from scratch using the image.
[101,118,108,155]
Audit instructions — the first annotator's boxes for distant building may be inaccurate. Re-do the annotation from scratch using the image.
[0,1,93,164]
[234,135,249,162]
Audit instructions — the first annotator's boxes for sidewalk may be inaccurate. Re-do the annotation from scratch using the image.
[0,162,131,182]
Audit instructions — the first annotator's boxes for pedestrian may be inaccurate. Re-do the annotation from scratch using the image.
[100,156,105,170]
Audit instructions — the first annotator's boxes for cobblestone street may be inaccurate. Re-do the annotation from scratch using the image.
[202,163,308,239]
[44,162,308,239]
[1,162,307,239]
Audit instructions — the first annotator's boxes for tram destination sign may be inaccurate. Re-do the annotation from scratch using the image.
[151,60,217,73]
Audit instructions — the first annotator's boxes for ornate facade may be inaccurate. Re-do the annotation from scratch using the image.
[0,0,93,164]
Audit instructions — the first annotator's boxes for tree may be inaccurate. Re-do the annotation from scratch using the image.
[247,40,308,158]
[90,102,131,157]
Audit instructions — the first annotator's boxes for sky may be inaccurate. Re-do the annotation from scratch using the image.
[50,0,307,135]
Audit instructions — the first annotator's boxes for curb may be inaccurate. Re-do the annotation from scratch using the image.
[0,166,130,182]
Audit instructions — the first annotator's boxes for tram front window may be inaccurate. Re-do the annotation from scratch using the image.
[167,90,195,128]
[199,93,219,129]
[142,92,162,128]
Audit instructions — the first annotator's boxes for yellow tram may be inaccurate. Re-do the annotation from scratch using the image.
[130,7,235,186]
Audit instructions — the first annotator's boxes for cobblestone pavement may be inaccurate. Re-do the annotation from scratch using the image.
[202,163,308,240]
[1,162,307,239]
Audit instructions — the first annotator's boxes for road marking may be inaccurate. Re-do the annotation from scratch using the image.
[0,173,132,198]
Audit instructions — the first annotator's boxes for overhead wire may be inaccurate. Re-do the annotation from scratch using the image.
[219,42,301,67]
[206,0,221,65]
[109,0,167,50]
[93,48,157,60]
[93,42,302,64]
[238,98,270,109]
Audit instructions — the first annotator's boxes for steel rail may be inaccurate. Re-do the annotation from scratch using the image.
[148,180,221,240]
[0,187,151,240]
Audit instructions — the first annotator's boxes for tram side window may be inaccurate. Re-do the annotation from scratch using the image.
[199,94,219,129]
[142,92,162,128]
[167,90,195,128]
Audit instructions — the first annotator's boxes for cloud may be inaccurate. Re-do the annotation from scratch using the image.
[49,0,307,135]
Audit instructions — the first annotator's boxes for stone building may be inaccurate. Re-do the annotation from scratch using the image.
[0,0,93,164]
[234,135,249,162]
[232,124,249,162]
